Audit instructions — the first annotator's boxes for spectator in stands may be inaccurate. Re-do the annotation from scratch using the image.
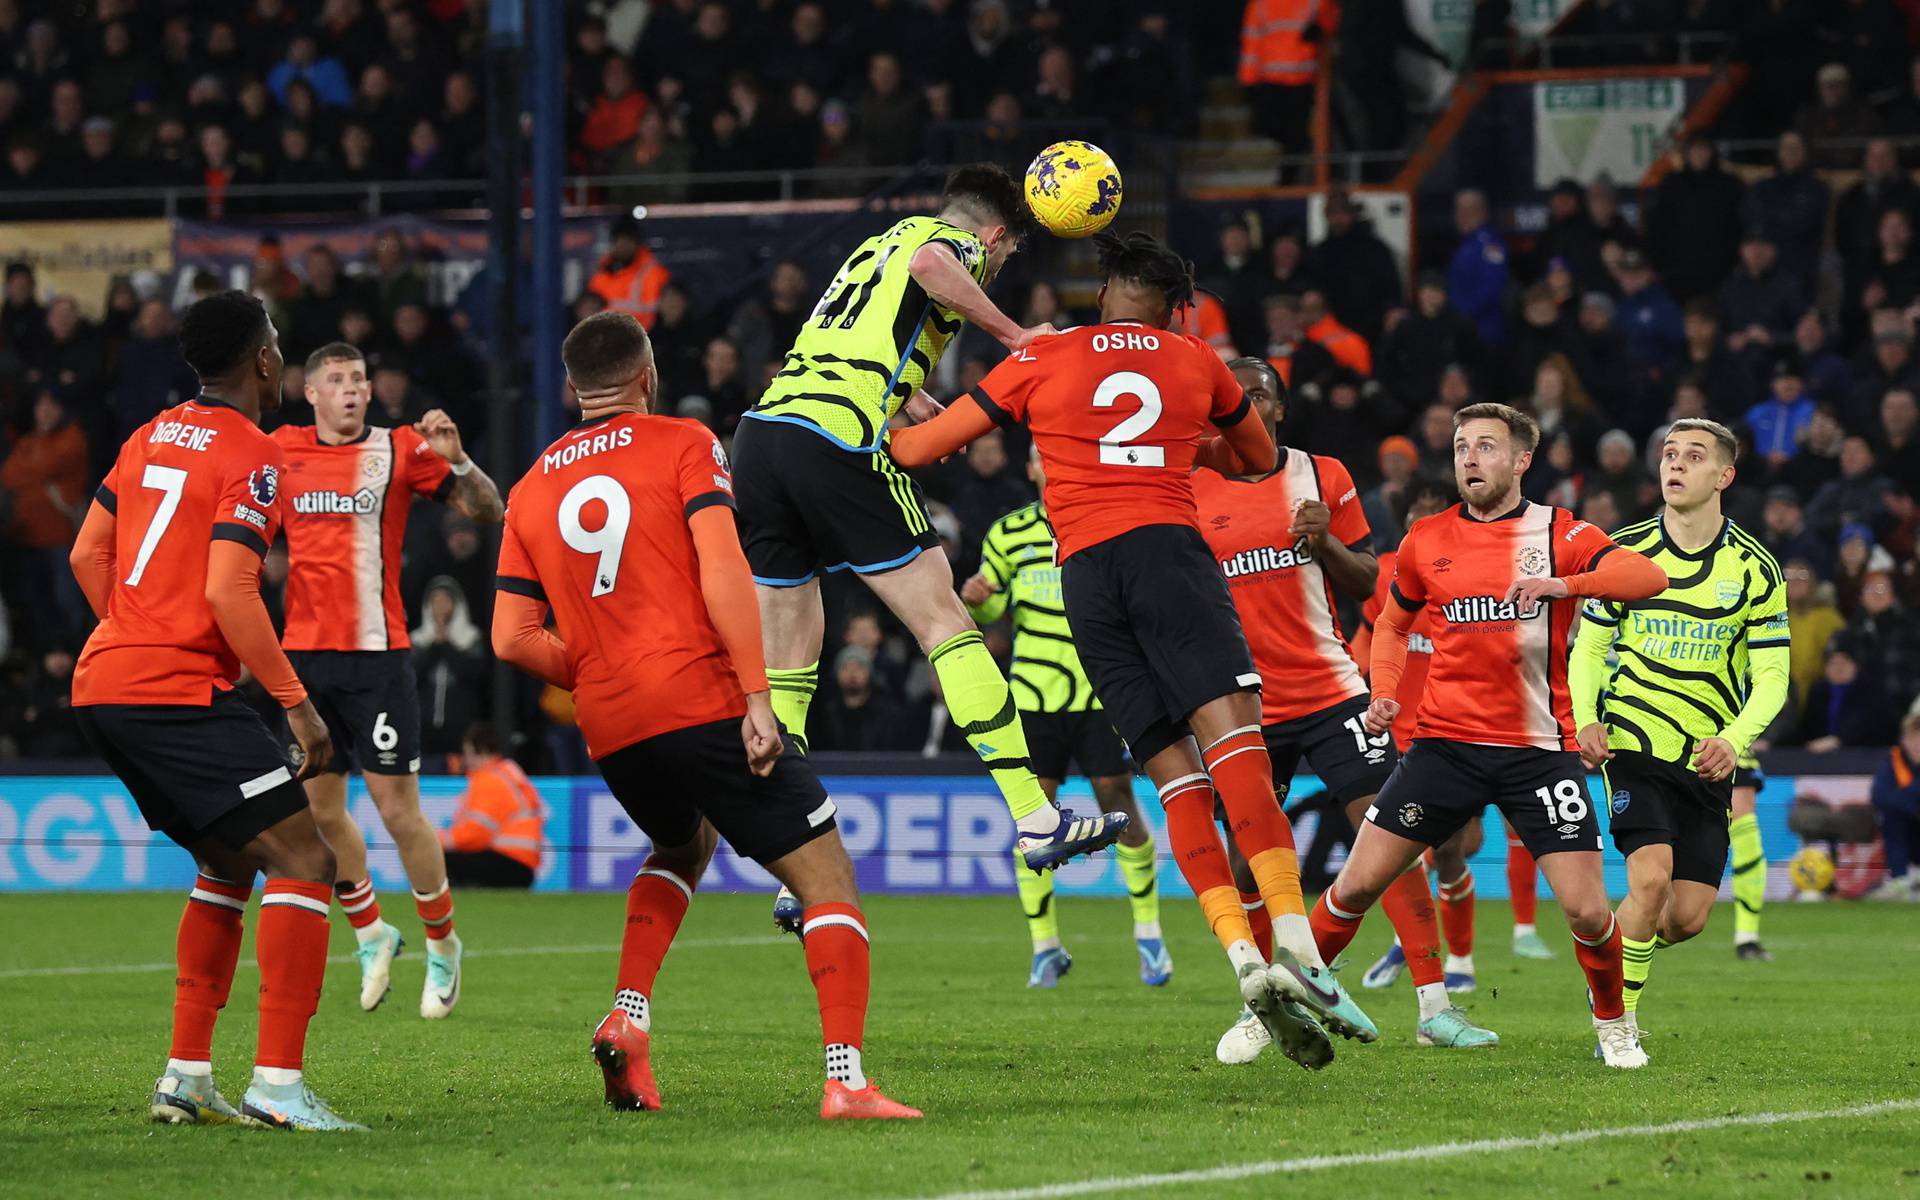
[438,71,484,178]
[370,364,427,427]
[1586,428,1658,524]
[726,259,810,384]
[764,2,846,96]
[1877,388,1920,497]
[1,389,88,646]
[1792,309,1854,411]
[190,123,253,219]
[269,33,353,109]
[1796,62,1882,169]
[9,648,85,758]
[1362,435,1419,543]
[947,428,1033,562]
[1239,0,1335,170]
[813,645,909,752]
[587,214,671,330]
[1264,227,1316,305]
[1306,190,1401,341]
[1534,178,1603,288]
[1867,710,1920,899]
[1720,232,1804,376]
[1852,208,1920,339]
[1847,563,1920,707]
[413,576,488,756]
[1748,357,1818,466]
[1027,44,1083,120]
[579,55,650,168]
[853,51,925,166]
[366,228,429,325]
[111,299,198,442]
[1647,135,1745,303]
[1379,271,1483,414]
[1573,291,1634,420]
[1762,486,1832,575]
[1836,139,1919,285]
[286,246,359,364]
[1525,352,1603,466]
[1302,369,1392,480]
[1299,289,1370,377]
[1797,633,1895,751]
[1743,131,1827,292]
[1446,188,1508,347]
[1,262,45,362]
[1258,294,1334,397]
[1414,401,1455,477]
[377,6,449,112]
[1807,434,1896,538]
[1850,325,1919,431]
[25,297,103,407]
[440,721,543,889]
[1203,221,1268,356]
[1783,557,1846,712]
[692,335,748,428]
[1612,249,1684,382]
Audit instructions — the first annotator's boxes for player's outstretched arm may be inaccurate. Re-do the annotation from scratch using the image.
[1562,546,1668,601]
[688,506,784,774]
[908,244,1045,350]
[204,538,332,780]
[416,409,504,524]
[490,593,572,688]
[889,397,997,468]
[1195,407,1277,477]
[1364,597,1415,733]
[68,499,116,618]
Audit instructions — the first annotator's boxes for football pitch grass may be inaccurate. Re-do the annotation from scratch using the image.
[3,891,1916,1199]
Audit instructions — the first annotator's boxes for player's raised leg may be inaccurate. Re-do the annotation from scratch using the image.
[863,553,1129,867]
[364,773,460,1019]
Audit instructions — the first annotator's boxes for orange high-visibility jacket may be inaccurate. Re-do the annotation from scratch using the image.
[587,246,671,329]
[1238,0,1338,87]
[445,757,545,871]
[1306,313,1372,376]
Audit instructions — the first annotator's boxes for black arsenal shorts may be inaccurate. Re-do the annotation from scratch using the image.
[1602,750,1733,885]
[1368,738,1603,858]
[1022,708,1131,781]
[1732,763,1766,791]
[75,689,310,850]
[595,718,838,865]
[731,416,941,586]
[1062,524,1260,765]
[287,650,422,776]
[1263,694,1397,808]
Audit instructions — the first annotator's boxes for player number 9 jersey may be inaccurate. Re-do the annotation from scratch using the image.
[495,413,747,759]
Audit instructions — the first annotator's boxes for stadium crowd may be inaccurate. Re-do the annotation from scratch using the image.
[10,3,1920,772]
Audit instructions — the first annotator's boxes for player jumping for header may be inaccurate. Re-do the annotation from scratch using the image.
[69,291,360,1130]
[275,342,503,1020]
[731,164,1130,873]
[494,312,917,1119]
[892,231,1377,1070]
[1570,418,1789,1056]
[1308,403,1669,1069]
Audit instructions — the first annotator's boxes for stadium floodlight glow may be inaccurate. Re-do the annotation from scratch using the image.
[629,205,649,221]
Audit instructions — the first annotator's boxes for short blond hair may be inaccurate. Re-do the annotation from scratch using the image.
[1667,417,1739,464]
[1453,402,1540,453]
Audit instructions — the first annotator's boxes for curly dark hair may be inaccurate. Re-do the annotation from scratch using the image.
[178,289,270,381]
[942,163,1028,236]
[1094,230,1195,315]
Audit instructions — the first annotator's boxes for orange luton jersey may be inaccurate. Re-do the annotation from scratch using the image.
[273,423,455,652]
[495,412,746,760]
[967,322,1251,562]
[74,398,288,705]
[1193,449,1370,725]
[1387,501,1617,753]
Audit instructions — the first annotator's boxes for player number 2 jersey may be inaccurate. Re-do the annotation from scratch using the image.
[971,501,1100,713]
[73,398,286,706]
[969,322,1252,562]
[274,423,455,653]
[1193,450,1370,724]
[750,215,987,451]
[495,413,746,760]
[1388,501,1618,752]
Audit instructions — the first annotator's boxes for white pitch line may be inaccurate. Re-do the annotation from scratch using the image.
[898,1098,1920,1200]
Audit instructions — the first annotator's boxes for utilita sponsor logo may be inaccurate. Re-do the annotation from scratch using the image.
[1220,538,1313,578]
[292,488,378,515]
[1441,595,1542,624]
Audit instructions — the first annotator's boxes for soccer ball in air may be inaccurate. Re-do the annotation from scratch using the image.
[1024,141,1123,238]
[1789,845,1835,893]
